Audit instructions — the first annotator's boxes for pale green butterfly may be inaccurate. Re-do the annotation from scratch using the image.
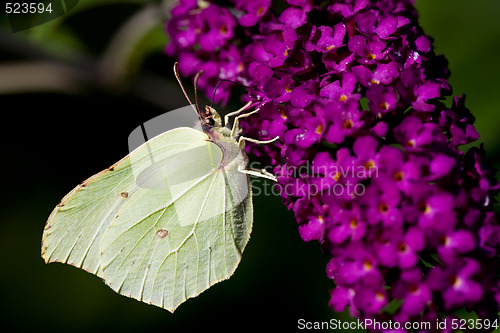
[41,63,278,312]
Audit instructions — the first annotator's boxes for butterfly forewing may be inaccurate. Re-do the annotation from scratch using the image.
[42,128,219,276]
[41,155,135,276]
[42,126,253,312]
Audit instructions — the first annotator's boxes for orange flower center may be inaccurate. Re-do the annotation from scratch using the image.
[379,203,389,214]
[439,235,449,246]
[409,284,419,294]
[343,119,353,129]
[333,171,341,181]
[418,202,431,214]
[450,275,462,288]
[393,171,404,182]
[365,160,376,170]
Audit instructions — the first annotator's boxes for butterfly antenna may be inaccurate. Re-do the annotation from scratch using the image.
[193,70,203,115]
[173,62,198,115]
[210,79,265,108]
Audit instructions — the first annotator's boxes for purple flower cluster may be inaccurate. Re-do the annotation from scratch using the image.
[166,0,500,330]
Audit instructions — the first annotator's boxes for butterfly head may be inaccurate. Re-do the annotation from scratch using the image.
[201,105,222,129]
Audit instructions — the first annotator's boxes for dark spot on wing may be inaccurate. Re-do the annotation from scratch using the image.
[156,229,169,239]
[121,192,129,198]
[108,166,115,171]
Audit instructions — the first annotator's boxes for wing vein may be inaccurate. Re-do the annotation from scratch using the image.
[54,168,132,265]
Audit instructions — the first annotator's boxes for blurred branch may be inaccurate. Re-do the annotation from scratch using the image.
[0,61,90,94]
[0,0,181,104]
[97,3,165,88]
[131,73,192,111]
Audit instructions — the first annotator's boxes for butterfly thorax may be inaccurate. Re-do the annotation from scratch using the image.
[205,128,247,174]
[199,105,248,173]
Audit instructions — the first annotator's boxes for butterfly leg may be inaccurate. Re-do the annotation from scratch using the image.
[238,165,277,182]
[230,107,265,138]
[238,135,279,149]
[224,101,253,130]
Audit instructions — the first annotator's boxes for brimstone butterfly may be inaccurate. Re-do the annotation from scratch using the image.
[41,63,277,312]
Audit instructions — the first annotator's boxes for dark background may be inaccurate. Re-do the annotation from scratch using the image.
[0,1,499,332]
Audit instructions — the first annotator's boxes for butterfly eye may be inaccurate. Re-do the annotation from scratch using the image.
[205,118,215,126]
